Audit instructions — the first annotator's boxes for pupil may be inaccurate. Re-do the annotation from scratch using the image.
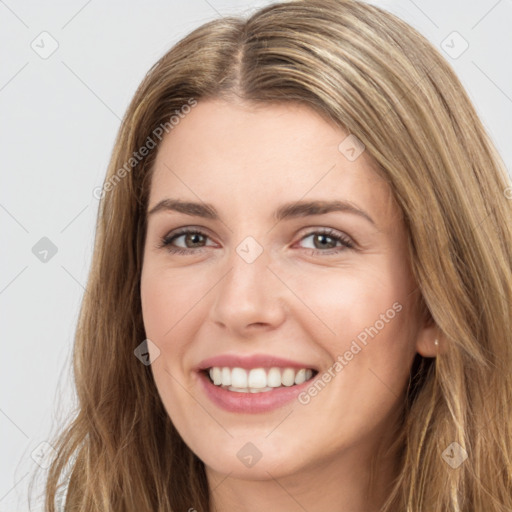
[187,233,204,247]
[316,234,334,249]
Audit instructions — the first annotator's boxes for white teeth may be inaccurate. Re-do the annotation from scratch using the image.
[231,367,248,388]
[249,386,273,393]
[207,366,315,392]
[248,368,267,389]
[221,367,231,386]
[228,386,249,393]
[267,367,282,387]
[294,368,306,385]
[211,367,222,385]
[227,386,274,393]
[281,368,296,386]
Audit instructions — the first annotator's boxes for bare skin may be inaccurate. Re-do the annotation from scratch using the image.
[140,98,439,512]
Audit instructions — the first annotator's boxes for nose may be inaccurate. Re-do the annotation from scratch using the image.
[209,241,287,336]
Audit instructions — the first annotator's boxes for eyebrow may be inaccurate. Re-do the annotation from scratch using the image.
[147,198,375,225]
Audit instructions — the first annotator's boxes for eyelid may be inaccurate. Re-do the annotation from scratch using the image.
[157,227,217,253]
[294,227,355,251]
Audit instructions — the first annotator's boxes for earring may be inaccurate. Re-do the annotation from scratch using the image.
[434,339,439,346]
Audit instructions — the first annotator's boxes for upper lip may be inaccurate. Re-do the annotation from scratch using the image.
[196,353,318,371]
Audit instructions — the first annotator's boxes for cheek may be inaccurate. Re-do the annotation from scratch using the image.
[289,260,410,341]
[140,265,211,342]
[295,263,416,394]
[140,267,206,423]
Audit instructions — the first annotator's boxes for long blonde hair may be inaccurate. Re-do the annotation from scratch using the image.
[41,0,512,510]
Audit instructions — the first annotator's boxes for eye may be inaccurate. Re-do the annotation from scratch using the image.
[158,228,215,255]
[297,228,355,255]
[157,227,355,256]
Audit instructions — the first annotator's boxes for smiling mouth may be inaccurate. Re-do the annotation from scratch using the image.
[204,366,318,393]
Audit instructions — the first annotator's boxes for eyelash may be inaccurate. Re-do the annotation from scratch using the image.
[157,227,355,256]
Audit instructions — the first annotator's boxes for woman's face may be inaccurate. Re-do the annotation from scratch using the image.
[140,98,435,481]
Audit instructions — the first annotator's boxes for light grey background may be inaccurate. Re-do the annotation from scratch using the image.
[1,0,511,510]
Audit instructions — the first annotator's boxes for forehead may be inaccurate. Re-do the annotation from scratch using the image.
[148,98,397,223]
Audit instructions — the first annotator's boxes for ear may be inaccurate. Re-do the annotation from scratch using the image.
[414,302,445,357]
[415,324,444,357]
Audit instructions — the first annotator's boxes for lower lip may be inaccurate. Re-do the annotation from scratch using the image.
[197,371,315,413]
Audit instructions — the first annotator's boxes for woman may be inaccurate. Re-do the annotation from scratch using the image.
[42,0,512,510]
